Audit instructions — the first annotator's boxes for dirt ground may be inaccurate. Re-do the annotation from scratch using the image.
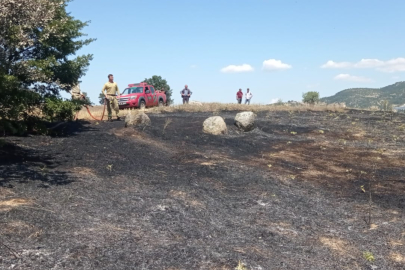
[1,109,405,269]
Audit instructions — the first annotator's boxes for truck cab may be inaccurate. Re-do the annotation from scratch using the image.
[118,82,166,109]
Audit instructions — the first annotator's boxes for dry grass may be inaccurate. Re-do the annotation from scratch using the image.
[76,103,347,121]
[0,198,31,212]
[390,252,405,263]
[72,167,97,177]
[319,237,355,257]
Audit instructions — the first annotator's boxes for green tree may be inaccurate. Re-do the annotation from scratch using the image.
[0,0,95,134]
[143,75,173,105]
[302,91,320,105]
[98,93,106,105]
[81,92,92,105]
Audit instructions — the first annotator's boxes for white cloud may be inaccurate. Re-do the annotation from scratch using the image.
[262,59,292,71]
[353,59,384,68]
[321,60,352,69]
[334,74,373,83]
[321,57,405,72]
[220,64,254,73]
[377,58,405,72]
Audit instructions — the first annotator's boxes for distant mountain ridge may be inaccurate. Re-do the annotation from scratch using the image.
[321,81,405,109]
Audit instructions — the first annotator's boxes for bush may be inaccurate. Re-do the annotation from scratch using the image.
[42,97,83,122]
[302,91,320,105]
[379,100,392,111]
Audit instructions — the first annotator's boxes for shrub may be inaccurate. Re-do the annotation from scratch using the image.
[378,100,392,111]
[302,91,320,104]
[42,97,83,122]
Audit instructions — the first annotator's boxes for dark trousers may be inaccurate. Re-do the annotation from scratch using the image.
[237,98,242,104]
[182,96,190,104]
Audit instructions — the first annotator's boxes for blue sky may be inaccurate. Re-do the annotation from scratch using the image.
[64,0,405,104]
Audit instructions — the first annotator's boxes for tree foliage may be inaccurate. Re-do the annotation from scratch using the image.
[0,0,94,134]
[143,75,173,104]
[81,92,92,105]
[98,93,105,105]
[42,97,83,122]
[302,91,320,105]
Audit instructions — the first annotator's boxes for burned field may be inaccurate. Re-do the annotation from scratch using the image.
[1,109,405,269]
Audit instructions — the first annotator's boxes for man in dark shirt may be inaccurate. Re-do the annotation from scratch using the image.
[180,85,192,104]
[236,89,243,104]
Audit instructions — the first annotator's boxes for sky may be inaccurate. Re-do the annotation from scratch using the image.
[64,0,405,104]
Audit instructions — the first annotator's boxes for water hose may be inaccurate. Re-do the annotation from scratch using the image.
[75,98,107,121]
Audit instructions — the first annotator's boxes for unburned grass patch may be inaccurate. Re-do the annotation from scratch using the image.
[0,198,31,212]
[390,252,405,263]
[72,167,97,177]
[319,237,356,257]
[76,103,347,121]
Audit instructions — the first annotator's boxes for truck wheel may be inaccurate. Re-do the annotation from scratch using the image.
[139,100,146,110]
[158,100,164,107]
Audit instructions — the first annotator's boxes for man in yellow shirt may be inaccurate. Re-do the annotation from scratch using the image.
[102,74,121,121]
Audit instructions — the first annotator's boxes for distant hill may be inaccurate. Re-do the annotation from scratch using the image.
[321,81,405,109]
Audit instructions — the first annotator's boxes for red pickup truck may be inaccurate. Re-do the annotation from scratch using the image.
[118,82,166,109]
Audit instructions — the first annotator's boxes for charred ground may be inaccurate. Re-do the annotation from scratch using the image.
[1,109,405,269]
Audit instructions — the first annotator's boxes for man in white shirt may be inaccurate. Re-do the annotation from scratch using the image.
[245,88,253,105]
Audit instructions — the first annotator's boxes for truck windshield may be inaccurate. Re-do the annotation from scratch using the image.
[122,87,143,95]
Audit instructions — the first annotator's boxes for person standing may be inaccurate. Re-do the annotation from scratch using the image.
[245,88,253,105]
[102,74,121,121]
[236,89,243,104]
[180,85,192,104]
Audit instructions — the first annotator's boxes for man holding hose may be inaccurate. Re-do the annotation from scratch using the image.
[102,74,121,121]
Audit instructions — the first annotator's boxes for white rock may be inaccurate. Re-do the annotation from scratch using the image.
[125,112,151,127]
[203,116,227,135]
[235,111,256,131]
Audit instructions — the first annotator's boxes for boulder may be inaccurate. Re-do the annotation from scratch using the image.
[203,116,227,135]
[234,111,256,131]
[125,112,151,127]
